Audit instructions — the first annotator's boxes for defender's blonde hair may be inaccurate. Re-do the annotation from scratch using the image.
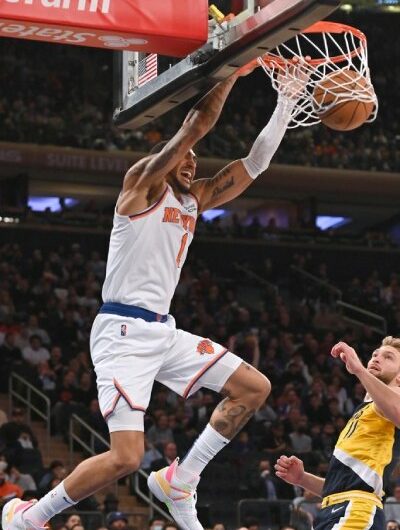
[381,336,400,355]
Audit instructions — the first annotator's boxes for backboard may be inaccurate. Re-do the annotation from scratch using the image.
[113,0,341,130]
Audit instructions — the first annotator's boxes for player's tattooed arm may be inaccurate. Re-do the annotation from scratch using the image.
[123,76,241,193]
[184,60,259,132]
[184,76,238,131]
[190,159,253,213]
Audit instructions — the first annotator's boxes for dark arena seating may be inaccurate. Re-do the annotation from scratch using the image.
[0,3,400,530]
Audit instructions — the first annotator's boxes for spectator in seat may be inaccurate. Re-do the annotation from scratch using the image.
[0,469,23,500]
[75,371,96,407]
[48,346,65,382]
[280,360,308,389]
[38,460,67,492]
[86,398,107,432]
[245,518,261,530]
[106,512,129,530]
[22,335,50,366]
[253,399,277,427]
[387,521,400,530]
[150,388,175,415]
[247,459,278,499]
[0,408,38,449]
[148,518,166,530]
[211,524,225,530]
[70,525,85,530]
[326,398,345,423]
[140,439,162,473]
[151,442,177,472]
[263,421,291,454]
[304,394,326,425]
[283,406,303,433]
[17,430,35,450]
[52,370,80,437]
[56,309,79,348]
[7,463,36,492]
[146,413,174,450]
[292,489,321,527]
[231,430,254,455]
[384,485,400,524]
[13,429,43,476]
[0,332,23,391]
[317,422,337,461]
[37,361,57,399]
[49,478,61,490]
[65,514,82,530]
[289,419,312,454]
[0,453,9,471]
[344,382,365,415]
[26,315,50,346]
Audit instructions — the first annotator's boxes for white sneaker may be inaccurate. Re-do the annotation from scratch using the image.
[148,458,203,530]
[2,499,42,530]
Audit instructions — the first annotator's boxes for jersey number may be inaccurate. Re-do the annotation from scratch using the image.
[344,420,359,439]
[343,409,364,439]
[176,233,189,268]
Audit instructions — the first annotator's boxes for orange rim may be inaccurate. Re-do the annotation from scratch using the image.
[258,21,367,68]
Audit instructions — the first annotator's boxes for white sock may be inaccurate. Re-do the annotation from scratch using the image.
[177,424,229,480]
[24,481,76,526]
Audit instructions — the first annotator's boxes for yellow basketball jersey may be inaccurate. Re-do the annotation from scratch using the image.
[322,401,399,498]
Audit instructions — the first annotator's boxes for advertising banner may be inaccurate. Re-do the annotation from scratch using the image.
[0,0,208,55]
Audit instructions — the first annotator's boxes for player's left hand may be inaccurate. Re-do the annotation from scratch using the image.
[277,56,312,100]
[331,341,364,376]
[234,59,260,78]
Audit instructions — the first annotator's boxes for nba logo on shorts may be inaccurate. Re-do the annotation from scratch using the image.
[121,324,127,336]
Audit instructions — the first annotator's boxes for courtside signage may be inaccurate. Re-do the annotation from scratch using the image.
[0,0,208,55]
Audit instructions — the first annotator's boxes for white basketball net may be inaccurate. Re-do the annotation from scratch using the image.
[258,22,378,128]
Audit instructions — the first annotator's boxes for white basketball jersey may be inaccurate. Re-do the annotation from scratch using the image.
[102,186,198,315]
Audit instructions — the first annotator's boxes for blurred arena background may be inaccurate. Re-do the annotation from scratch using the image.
[0,1,400,530]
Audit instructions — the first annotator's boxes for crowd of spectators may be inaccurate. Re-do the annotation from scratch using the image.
[1,202,397,254]
[0,12,399,172]
[0,236,399,528]
[0,5,399,530]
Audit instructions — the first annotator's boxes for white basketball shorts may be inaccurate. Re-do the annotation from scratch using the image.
[90,313,242,432]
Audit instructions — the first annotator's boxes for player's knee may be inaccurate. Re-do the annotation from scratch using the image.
[110,452,142,476]
[251,374,271,406]
[227,366,271,406]
[124,454,142,474]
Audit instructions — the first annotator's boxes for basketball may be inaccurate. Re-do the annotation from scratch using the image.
[313,68,375,131]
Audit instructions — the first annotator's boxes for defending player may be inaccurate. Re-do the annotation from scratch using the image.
[275,337,400,530]
[2,62,308,530]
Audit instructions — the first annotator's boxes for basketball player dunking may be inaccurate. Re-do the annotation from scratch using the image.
[2,63,308,530]
[276,338,400,530]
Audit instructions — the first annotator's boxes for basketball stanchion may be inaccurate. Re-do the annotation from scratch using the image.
[257,21,378,130]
